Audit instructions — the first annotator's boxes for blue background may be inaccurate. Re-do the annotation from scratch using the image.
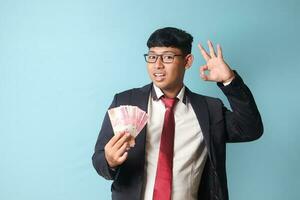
[1,0,299,199]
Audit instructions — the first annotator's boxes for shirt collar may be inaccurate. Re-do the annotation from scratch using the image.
[151,83,187,105]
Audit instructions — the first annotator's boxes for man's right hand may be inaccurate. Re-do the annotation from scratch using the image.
[104,132,131,168]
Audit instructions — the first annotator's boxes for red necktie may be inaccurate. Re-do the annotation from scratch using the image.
[153,97,177,200]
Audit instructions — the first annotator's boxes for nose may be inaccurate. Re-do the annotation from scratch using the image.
[154,56,164,69]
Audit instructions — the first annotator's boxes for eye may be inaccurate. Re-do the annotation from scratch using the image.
[163,55,174,61]
[164,55,174,59]
[148,55,157,59]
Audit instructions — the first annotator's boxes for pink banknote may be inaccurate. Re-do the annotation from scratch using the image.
[108,105,148,146]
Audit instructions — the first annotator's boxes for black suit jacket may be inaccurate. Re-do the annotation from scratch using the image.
[92,73,263,200]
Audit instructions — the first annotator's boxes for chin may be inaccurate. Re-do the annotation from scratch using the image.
[153,82,171,91]
[153,82,163,89]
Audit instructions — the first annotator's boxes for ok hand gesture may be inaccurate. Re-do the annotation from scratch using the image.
[198,40,235,83]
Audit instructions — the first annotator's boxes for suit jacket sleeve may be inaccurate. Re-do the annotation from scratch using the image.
[92,95,120,180]
[217,72,264,142]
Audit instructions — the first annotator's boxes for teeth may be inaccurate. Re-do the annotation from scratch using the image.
[154,73,164,77]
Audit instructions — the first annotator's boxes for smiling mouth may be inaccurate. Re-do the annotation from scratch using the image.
[154,73,165,77]
[153,73,166,81]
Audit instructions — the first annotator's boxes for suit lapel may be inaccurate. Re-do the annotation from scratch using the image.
[132,83,152,146]
[129,83,152,164]
[185,87,212,162]
[135,83,152,112]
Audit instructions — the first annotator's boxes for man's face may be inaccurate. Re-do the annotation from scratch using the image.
[146,47,192,95]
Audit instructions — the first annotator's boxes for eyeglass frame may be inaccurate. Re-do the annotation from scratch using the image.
[143,53,184,63]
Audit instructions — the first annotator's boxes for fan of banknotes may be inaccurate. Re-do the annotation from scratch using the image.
[108,105,148,147]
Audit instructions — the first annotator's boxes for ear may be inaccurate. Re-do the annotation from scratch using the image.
[184,54,194,69]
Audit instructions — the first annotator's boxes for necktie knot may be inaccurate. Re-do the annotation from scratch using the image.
[161,96,177,110]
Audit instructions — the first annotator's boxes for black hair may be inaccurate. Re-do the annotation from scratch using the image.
[147,27,193,55]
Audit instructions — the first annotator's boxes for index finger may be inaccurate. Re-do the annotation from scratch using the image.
[198,44,210,62]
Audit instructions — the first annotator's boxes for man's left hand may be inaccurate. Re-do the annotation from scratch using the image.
[198,40,235,83]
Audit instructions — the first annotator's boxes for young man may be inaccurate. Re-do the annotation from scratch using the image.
[92,27,263,200]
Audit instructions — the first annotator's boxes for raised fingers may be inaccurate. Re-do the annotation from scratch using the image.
[207,40,216,58]
[217,44,223,58]
[198,44,210,62]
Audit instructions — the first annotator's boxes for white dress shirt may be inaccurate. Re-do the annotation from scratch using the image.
[142,84,208,200]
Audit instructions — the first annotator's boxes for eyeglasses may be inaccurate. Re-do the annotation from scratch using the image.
[143,54,183,63]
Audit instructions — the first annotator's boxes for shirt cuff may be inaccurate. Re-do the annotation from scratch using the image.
[223,79,233,86]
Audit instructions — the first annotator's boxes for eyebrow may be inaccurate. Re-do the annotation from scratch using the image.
[148,51,177,54]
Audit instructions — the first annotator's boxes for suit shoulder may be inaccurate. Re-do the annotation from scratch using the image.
[111,84,152,106]
[205,95,223,105]
[190,93,225,121]
[191,92,223,106]
[115,84,151,97]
